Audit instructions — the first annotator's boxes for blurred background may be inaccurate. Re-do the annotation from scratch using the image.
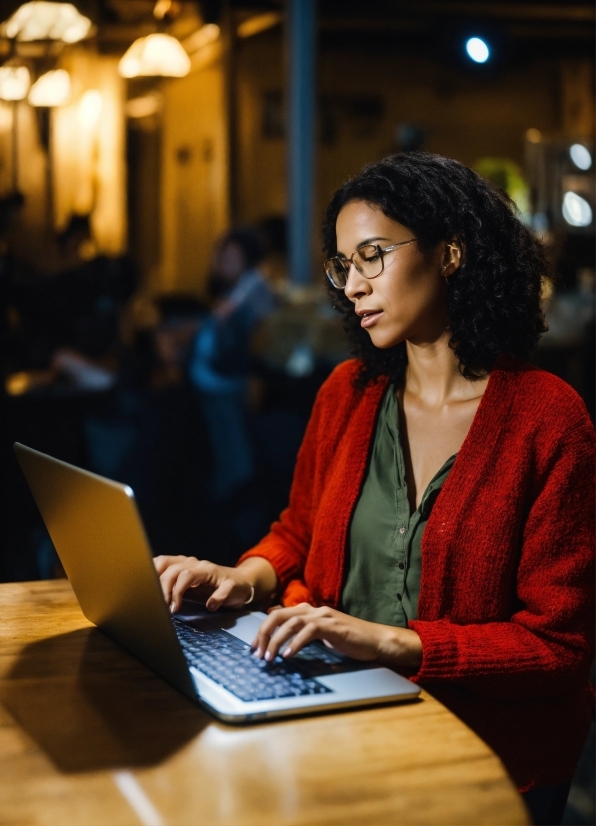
[0,5,593,815]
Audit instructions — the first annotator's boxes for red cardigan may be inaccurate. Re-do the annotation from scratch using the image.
[239,357,595,791]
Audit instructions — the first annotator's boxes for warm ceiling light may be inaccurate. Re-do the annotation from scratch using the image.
[184,23,220,54]
[153,0,176,20]
[78,89,102,128]
[0,2,92,43]
[0,60,31,101]
[126,94,162,118]
[525,128,542,144]
[119,33,191,78]
[237,13,282,40]
[28,68,70,106]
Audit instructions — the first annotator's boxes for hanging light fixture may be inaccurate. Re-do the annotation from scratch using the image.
[118,0,190,79]
[126,93,162,119]
[28,68,71,107]
[118,32,190,78]
[184,22,220,54]
[0,2,92,43]
[0,58,31,101]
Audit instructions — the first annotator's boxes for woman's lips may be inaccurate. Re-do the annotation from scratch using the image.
[360,311,383,328]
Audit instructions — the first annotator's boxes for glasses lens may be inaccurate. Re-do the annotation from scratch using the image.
[325,257,347,288]
[356,245,383,279]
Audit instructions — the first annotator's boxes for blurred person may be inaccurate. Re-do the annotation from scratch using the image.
[535,268,595,421]
[2,214,140,580]
[5,214,138,385]
[189,228,277,530]
[541,267,595,348]
[256,215,288,289]
[152,295,206,387]
[52,215,138,376]
[56,213,94,266]
[157,154,593,825]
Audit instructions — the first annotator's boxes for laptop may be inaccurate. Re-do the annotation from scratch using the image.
[14,442,420,722]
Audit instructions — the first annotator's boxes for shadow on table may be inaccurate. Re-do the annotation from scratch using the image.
[0,626,208,773]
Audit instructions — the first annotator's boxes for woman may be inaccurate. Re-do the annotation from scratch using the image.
[156,154,594,824]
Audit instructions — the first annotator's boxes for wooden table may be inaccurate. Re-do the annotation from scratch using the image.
[0,580,529,826]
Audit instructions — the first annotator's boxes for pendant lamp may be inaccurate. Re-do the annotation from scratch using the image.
[118,32,191,78]
[0,1,92,43]
[28,68,71,107]
[0,58,30,101]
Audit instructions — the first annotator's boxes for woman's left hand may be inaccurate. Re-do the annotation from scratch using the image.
[251,603,423,669]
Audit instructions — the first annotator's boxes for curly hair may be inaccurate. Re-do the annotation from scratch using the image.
[323,152,549,388]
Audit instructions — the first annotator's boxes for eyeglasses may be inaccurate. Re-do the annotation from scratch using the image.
[324,239,419,289]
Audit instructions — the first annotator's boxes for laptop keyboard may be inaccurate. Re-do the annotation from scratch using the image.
[173,617,334,703]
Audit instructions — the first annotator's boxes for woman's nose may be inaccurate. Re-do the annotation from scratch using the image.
[344,262,371,302]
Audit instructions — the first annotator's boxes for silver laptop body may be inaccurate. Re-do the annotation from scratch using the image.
[14,442,420,722]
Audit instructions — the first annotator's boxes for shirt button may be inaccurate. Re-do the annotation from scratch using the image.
[398,562,405,570]
[398,525,406,535]
[396,594,402,601]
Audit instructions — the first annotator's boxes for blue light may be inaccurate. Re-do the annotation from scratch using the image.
[466,37,490,63]
[569,144,592,171]
[562,192,593,228]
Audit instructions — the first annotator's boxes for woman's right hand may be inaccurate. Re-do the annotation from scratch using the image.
[153,555,254,613]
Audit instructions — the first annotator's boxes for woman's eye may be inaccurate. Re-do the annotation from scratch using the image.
[361,251,380,263]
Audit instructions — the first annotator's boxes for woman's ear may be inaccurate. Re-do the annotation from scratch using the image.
[441,237,464,278]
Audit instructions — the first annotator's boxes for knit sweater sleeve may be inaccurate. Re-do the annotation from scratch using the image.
[409,412,595,700]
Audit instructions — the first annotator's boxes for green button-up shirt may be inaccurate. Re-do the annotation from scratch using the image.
[341,384,456,627]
